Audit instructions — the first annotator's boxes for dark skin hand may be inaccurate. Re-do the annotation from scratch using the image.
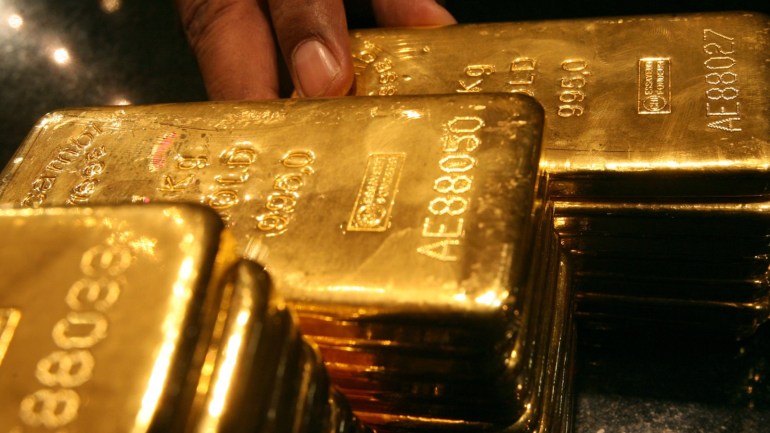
[176,0,456,100]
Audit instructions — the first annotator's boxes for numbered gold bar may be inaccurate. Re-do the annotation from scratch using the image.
[0,96,574,431]
[0,204,366,432]
[350,12,770,199]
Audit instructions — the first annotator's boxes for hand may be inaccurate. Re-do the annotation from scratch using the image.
[176,0,456,100]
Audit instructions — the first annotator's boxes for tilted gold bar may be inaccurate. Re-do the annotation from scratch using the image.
[0,96,543,316]
[0,205,366,433]
[350,12,770,199]
[0,96,573,431]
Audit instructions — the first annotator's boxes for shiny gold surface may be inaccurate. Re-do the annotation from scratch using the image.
[0,205,366,432]
[350,12,770,199]
[0,95,543,315]
[187,260,368,433]
[0,204,234,431]
[0,96,573,430]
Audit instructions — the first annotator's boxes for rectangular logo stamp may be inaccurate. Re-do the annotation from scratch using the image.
[638,57,671,114]
[347,153,405,232]
[0,308,21,368]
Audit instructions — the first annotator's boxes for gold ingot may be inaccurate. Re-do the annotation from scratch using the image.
[553,201,770,337]
[0,204,366,433]
[350,12,770,199]
[0,96,573,430]
[0,96,543,316]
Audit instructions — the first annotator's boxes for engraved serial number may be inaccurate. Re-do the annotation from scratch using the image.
[254,149,315,237]
[417,116,483,262]
[17,244,130,430]
[703,28,742,132]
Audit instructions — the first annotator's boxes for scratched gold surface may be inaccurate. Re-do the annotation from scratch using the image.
[350,12,770,199]
[0,95,574,430]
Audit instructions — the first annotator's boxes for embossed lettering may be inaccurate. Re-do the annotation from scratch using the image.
[221,146,257,167]
[417,239,460,262]
[255,150,315,236]
[35,350,95,388]
[703,29,742,132]
[19,389,80,428]
[158,174,195,193]
[19,242,129,429]
[507,57,536,95]
[559,59,589,117]
[419,116,485,261]
[51,312,108,349]
[66,278,121,311]
[21,124,102,207]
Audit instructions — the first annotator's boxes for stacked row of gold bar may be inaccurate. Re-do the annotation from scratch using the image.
[350,12,770,338]
[0,10,767,433]
[0,95,573,431]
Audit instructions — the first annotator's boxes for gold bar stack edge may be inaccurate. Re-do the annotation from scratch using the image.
[0,95,574,432]
[349,12,770,337]
[0,204,367,433]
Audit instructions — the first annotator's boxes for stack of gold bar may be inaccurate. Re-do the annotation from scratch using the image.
[554,202,770,337]
[0,95,574,431]
[349,12,770,337]
[0,204,367,433]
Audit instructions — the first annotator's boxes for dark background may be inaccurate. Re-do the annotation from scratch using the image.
[0,1,768,432]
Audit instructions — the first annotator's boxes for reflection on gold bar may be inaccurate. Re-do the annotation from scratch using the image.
[0,96,573,430]
[0,205,366,432]
[350,12,770,199]
[553,201,770,337]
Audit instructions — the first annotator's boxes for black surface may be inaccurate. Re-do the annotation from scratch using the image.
[0,1,768,432]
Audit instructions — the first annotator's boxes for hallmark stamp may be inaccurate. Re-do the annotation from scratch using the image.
[638,57,671,114]
[347,153,405,232]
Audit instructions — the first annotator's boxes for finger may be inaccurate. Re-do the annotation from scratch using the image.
[177,0,280,100]
[267,0,354,97]
[372,0,456,27]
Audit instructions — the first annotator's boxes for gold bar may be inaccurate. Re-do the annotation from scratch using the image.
[0,205,365,432]
[0,96,572,430]
[0,96,543,317]
[553,201,770,336]
[350,12,770,199]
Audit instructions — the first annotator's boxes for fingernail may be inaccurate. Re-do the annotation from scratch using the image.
[293,39,341,97]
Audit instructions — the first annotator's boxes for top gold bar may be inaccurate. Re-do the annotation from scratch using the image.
[350,12,770,199]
